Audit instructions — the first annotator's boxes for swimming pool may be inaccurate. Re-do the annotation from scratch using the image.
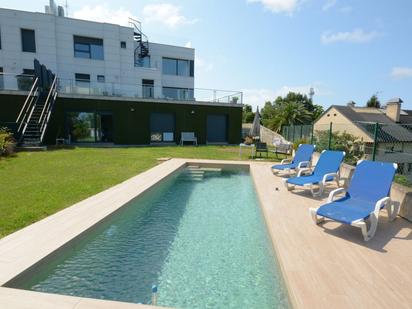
[17,167,289,308]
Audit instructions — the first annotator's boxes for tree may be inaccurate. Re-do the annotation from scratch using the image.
[262,101,312,132]
[260,92,323,132]
[366,94,381,108]
[242,104,255,123]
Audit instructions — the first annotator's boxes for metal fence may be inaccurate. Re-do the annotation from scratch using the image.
[281,122,412,177]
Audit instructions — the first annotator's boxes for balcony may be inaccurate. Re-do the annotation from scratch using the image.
[57,78,243,105]
[0,73,35,92]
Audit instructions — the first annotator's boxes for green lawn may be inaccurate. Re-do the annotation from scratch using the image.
[0,146,282,238]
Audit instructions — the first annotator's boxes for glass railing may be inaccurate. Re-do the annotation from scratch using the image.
[57,78,243,104]
[0,73,35,91]
[0,74,243,104]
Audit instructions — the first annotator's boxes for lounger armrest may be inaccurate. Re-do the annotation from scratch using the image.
[297,161,310,169]
[281,159,292,164]
[327,187,346,203]
[322,172,338,184]
[297,168,312,177]
[374,197,390,213]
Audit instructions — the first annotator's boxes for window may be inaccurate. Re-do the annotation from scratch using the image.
[162,58,194,77]
[66,112,113,143]
[163,87,194,100]
[73,36,104,60]
[120,41,126,48]
[137,56,150,68]
[0,67,3,89]
[0,28,2,49]
[23,69,35,75]
[75,73,90,91]
[142,79,154,98]
[97,75,105,82]
[21,29,36,53]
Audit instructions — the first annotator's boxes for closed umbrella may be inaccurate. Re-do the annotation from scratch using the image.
[249,107,261,139]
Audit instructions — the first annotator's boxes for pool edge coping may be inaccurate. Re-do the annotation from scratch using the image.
[0,158,272,309]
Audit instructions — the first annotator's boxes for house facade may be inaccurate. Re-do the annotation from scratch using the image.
[0,1,242,145]
[315,99,412,175]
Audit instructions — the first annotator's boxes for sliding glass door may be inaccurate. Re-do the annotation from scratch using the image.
[66,111,113,143]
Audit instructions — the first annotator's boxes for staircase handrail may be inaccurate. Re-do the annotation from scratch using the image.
[38,76,58,142]
[16,77,39,124]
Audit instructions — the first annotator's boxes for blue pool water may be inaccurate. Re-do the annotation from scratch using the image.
[20,169,289,308]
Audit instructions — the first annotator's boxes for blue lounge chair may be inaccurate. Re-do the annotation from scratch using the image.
[309,160,399,241]
[272,144,315,175]
[283,150,345,197]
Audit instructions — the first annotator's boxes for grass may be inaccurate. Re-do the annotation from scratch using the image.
[394,174,412,188]
[0,145,282,238]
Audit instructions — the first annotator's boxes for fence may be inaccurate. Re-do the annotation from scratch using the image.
[281,122,412,178]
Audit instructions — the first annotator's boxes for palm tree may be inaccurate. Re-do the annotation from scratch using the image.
[268,101,312,132]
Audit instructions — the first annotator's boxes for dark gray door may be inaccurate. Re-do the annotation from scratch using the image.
[150,112,175,142]
[207,114,228,143]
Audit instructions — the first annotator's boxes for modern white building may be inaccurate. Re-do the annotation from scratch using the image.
[0,1,242,146]
[0,1,195,100]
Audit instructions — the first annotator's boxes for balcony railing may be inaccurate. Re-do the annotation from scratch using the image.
[0,74,243,104]
[0,73,35,92]
[57,78,243,104]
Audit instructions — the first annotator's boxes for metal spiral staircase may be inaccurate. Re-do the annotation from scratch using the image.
[129,18,150,66]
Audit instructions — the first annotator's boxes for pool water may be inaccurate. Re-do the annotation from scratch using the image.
[20,169,289,308]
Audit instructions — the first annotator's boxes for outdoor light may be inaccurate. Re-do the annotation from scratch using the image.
[191,110,195,115]
[130,108,135,112]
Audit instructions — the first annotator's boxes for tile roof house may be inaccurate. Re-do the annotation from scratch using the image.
[314,98,412,175]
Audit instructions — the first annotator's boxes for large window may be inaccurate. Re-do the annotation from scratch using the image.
[66,112,113,143]
[73,36,104,60]
[162,58,194,77]
[163,87,194,100]
[21,29,36,53]
[0,67,3,89]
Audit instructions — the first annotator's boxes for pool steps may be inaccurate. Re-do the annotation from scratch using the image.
[179,166,222,181]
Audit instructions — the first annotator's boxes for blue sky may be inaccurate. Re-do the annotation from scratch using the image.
[2,0,412,109]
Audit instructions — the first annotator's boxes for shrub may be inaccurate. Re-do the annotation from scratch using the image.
[394,175,412,187]
[293,138,309,150]
[0,127,16,157]
[314,130,364,165]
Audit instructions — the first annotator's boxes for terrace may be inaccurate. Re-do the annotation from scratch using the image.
[0,152,411,308]
[0,73,243,106]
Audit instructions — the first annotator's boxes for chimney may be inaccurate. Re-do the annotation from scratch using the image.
[347,101,356,107]
[385,98,403,122]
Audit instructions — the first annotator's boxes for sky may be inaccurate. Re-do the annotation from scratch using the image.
[2,0,412,110]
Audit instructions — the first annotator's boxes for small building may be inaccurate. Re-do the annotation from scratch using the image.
[0,1,242,146]
[315,98,412,175]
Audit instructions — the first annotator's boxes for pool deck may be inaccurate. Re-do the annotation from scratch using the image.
[0,158,411,308]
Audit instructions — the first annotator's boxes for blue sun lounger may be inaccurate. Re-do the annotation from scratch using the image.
[283,150,345,197]
[309,160,399,241]
[272,144,315,175]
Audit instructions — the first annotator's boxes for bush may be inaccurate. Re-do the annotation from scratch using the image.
[394,175,412,187]
[0,127,16,157]
[293,138,309,150]
[314,130,364,165]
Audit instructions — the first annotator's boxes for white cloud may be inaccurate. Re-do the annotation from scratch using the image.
[247,0,300,14]
[73,5,135,26]
[322,0,337,11]
[321,28,382,44]
[391,67,412,79]
[184,41,192,48]
[142,3,198,28]
[243,84,329,109]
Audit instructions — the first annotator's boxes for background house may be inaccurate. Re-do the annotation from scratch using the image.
[314,98,412,175]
